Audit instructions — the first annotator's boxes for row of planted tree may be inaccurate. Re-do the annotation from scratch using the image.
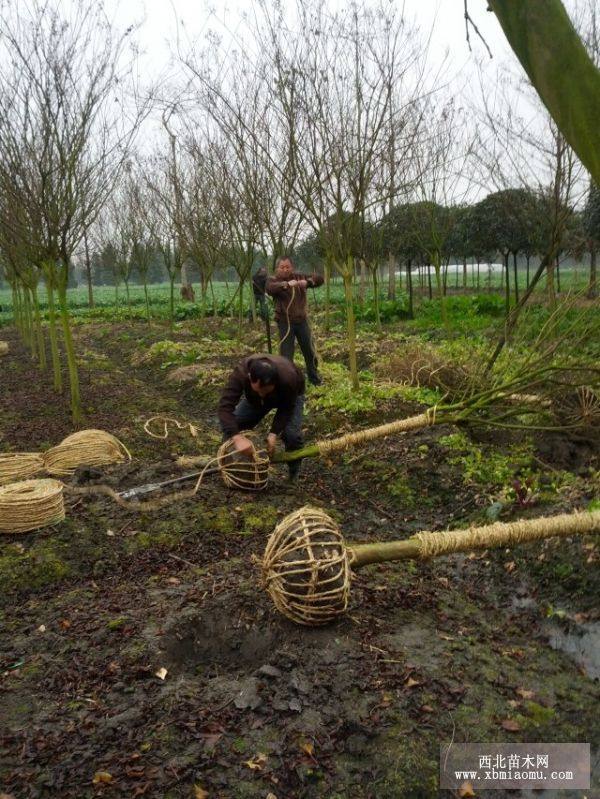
[0,0,599,420]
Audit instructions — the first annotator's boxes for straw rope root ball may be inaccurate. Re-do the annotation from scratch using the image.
[43,429,131,476]
[261,506,351,625]
[0,478,65,534]
[216,435,270,492]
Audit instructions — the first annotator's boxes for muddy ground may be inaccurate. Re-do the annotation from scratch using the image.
[0,318,599,799]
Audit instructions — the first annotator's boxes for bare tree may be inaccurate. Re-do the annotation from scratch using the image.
[0,0,150,421]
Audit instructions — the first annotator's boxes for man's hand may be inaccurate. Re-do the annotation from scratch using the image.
[232,434,254,458]
[287,279,298,288]
[266,433,277,457]
[297,279,308,288]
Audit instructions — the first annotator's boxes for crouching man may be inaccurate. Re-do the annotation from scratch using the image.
[217,354,305,480]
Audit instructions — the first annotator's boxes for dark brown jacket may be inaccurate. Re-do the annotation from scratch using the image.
[218,354,305,437]
[265,271,324,322]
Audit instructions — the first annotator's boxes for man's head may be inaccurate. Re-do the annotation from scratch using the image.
[248,358,277,398]
[275,256,294,280]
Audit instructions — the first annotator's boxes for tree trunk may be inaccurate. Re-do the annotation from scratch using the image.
[358,258,367,305]
[512,251,520,304]
[546,257,556,305]
[407,258,414,319]
[504,252,510,318]
[387,252,396,300]
[427,264,433,299]
[588,244,598,299]
[556,257,561,293]
[32,285,46,370]
[45,278,62,392]
[372,268,381,332]
[143,280,150,321]
[526,255,531,288]
[57,279,82,423]
[84,230,94,308]
[324,255,332,332]
[342,262,359,390]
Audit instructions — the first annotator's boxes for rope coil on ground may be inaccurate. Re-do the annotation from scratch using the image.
[143,415,200,440]
[0,430,131,483]
[0,453,45,485]
[0,479,65,534]
[43,430,131,476]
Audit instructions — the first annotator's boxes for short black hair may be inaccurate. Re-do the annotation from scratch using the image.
[249,358,278,386]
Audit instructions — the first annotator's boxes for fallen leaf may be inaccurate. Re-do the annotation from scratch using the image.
[0,793,17,799]
[404,676,422,689]
[155,667,168,680]
[59,619,71,629]
[458,780,476,798]
[243,752,267,771]
[166,577,180,585]
[106,529,115,537]
[266,794,278,799]
[193,786,209,799]
[504,561,516,573]
[299,740,314,757]
[37,624,46,633]
[501,719,521,732]
[420,705,435,713]
[92,771,113,784]
[516,687,535,700]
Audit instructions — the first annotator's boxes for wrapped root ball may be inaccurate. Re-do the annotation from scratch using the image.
[262,506,350,625]
[217,435,270,492]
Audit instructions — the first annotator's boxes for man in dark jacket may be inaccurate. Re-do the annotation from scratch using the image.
[218,354,305,479]
[249,266,268,321]
[266,256,324,385]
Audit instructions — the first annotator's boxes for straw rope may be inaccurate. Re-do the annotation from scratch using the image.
[261,506,351,626]
[0,341,8,356]
[143,415,200,440]
[66,433,270,512]
[414,509,600,559]
[43,430,131,476]
[316,409,436,456]
[0,453,45,485]
[0,479,65,534]
[0,430,131,484]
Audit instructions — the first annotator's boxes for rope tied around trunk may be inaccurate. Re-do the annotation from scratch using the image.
[316,408,436,456]
[414,509,600,559]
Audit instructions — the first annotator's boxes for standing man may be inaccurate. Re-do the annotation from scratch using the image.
[250,265,268,321]
[266,256,323,386]
[218,354,305,480]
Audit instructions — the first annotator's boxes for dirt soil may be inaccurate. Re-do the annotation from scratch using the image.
[0,320,599,799]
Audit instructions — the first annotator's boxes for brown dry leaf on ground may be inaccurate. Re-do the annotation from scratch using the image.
[500,719,522,732]
[92,771,113,784]
[516,687,535,700]
[458,781,476,798]
[193,786,209,799]
[243,753,268,771]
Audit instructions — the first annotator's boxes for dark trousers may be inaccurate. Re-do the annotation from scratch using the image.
[277,318,321,385]
[228,395,305,476]
[247,293,268,321]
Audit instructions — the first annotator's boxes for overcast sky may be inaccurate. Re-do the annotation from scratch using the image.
[111,0,518,78]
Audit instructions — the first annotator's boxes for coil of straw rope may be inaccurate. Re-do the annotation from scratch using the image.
[43,430,131,476]
[0,452,45,485]
[0,429,131,484]
[261,505,600,625]
[0,478,65,534]
[0,341,8,356]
